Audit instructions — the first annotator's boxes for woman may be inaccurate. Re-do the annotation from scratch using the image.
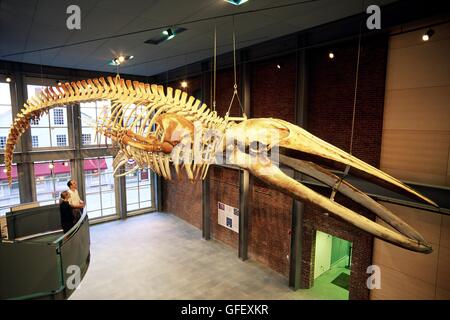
[59,190,75,234]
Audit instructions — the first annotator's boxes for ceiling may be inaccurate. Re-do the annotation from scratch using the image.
[0,0,396,76]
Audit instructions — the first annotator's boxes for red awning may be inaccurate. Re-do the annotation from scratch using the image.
[0,158,109,181]
[0,165,17,180]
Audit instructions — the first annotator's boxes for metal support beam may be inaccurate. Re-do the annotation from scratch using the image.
[288,38,309,290]
[200,60,211,240]
[202,172,211,240]
[238,50,251,260]
[116,171,127,220]
[11,71,36,203]
[155,174,162,212]
[71,103,86,199]
[239,170,250,260]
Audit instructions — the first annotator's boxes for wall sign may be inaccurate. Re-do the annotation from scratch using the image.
[217,202,239,233]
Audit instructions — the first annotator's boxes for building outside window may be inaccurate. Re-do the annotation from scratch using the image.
[0,82,12,151]
[82,133,91,145]
[56,134,67,146]
[0,136,6,149]
[125,165,153,212]
[34,160,71,205]
[53,109,64,125]
[84,157,116,219]
[80,100,111,146]
[32,135,39,148]
[0,164,20,216]
[27,84,69,148]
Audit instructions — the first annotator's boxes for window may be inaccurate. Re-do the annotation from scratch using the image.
[56,134,67,146]
[82,133,91,145]
[53,109,64,125]
[32,135,39,148]
[0,136,6,149]
[125,167,153,212]
[84,157,116,219]
[80,100,111,146]
[0,164,20,216]
[0,82,12,151]
[27,84,69,148]
[34,160,71,206]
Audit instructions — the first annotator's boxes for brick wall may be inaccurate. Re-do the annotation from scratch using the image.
[301,35,388,299]
[247,54,297,277]
[162,168,202,229]
[161,76,203,229]
[307,35,388,167]
[301,189,375,300]
[209,166,239,249]
[251,54,296,122]
[249,178,293,276]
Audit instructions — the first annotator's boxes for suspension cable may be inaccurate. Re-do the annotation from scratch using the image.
[226,15,245,118]
[213,24,217,112]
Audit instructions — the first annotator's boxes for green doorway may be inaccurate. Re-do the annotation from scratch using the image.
[313,231,352,299]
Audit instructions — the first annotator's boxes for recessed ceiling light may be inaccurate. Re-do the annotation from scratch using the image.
[146,28,187,45]
[329,52,335,59]
[276,64,281,69]
[6,76,12,83]
[181,81,188,88]
[422,29,434,41]
[166,29,175,40]
[225,0,249,5]
[108,55,133,66]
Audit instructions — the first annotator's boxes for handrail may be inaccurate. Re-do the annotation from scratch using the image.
[53,209,89,245]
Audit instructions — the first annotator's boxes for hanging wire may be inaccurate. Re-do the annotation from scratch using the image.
[226,15,245,118]
[330,0,364,201]
[349,5,364,155]
[212,23,217,112]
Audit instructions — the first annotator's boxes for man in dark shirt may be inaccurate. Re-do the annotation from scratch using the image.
[60,191,74,234]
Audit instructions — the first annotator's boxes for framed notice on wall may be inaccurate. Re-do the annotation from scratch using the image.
[217,202,239,233]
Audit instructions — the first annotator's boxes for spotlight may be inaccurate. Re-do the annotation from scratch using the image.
[276,64,281,69]
[225,0,249,5]
[109,55,134,66]
[181,81,188,88]
[328,52,335,59]
[64,162,69,167]
[6,76,12,83]
[422,29,434,41]
[57,81,63,86]
[166,28,175,40]
[48,163,54,170]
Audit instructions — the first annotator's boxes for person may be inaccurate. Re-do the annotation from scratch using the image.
[67,179,85,223]
[59,191,74,234]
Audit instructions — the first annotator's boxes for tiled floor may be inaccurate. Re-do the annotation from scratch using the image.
[70,212,348,300]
